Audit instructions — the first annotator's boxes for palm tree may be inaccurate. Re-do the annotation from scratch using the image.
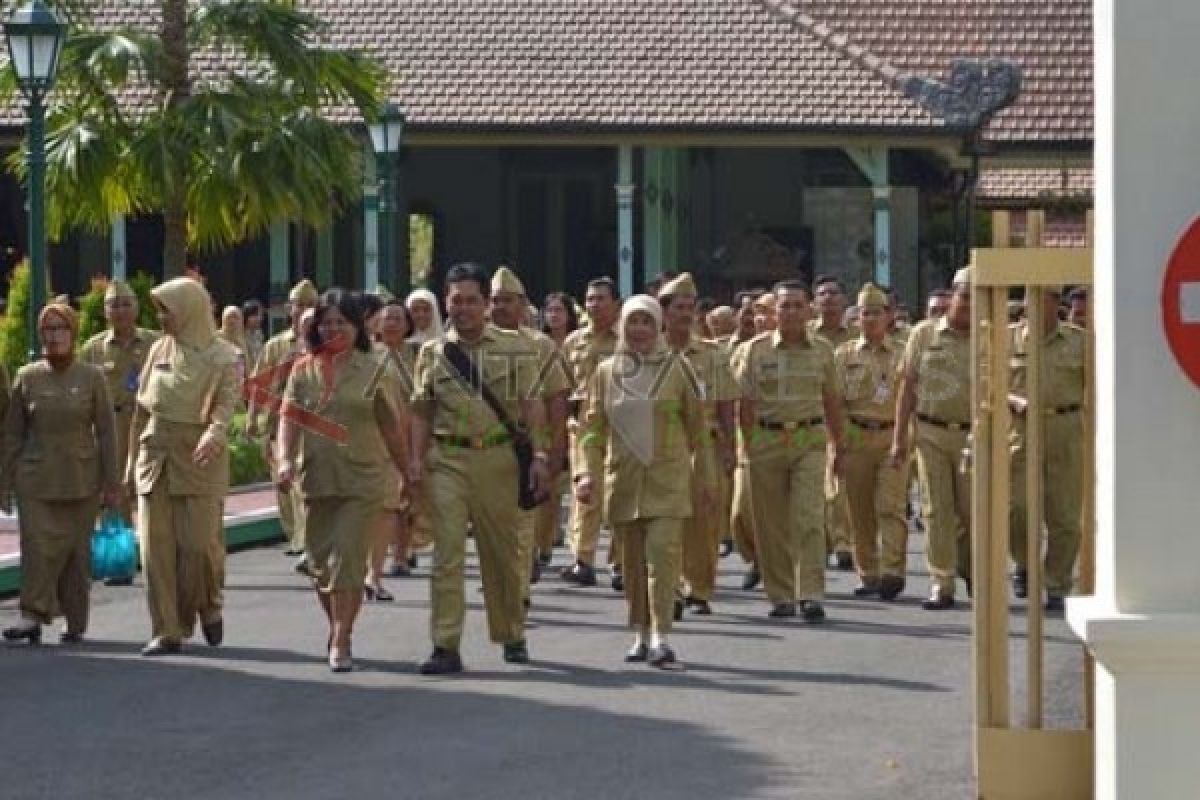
[7,0,386,277]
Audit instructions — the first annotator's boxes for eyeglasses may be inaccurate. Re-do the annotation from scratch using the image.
[41,324,72,333]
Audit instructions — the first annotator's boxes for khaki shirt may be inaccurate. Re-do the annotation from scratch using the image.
[251,329,304,435]
[0,361,117,499]
[672,335,740,425]
[888,322,912,347]
[1009,321,1086,411]
[130,337,239,496]
[284,349,396,499]
[578,351,712,524]
[411,324,542,441]
[732,331,839,426]
[901,317,972,425]
[835,336,904,424]
[808,319,858,350]
[562,325,619,402]
[518,325,572,406]
[80,327,159,473]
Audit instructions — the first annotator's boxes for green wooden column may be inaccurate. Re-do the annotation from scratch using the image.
[616,144,635,298]
[362,141,379,291]
[846,146,892,287]
[642,147,689,284]
[316,224,334,289]
[643,147,664,282]
[268,219,290,337]
[110,214,126,280]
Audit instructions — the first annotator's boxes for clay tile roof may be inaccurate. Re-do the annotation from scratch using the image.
[2,0,1092,147]
[978,167,1093,203]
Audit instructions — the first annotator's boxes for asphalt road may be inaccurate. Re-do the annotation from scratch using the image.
[0,529,1085,800]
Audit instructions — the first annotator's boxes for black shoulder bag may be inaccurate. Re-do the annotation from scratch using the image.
[443,341,548,510]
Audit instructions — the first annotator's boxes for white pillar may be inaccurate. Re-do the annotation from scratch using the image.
[362,142,379,291]
[1068,2,1200,798]
[872,187,891,287]
[616,144,635,298]
[110,215,126,280]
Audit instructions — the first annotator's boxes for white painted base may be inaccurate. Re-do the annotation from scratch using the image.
[1068,596,1200,800]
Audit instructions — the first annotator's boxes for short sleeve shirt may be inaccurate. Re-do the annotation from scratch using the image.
[732,331,838,424]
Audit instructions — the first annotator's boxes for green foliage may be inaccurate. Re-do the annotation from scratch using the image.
[127,271,160,330]
[4,1,387,254]
[0,261,55,376]
[75,270,161,347]
[228,412,271,487]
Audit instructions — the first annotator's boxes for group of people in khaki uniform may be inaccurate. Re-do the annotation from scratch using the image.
[1,260,1088,672]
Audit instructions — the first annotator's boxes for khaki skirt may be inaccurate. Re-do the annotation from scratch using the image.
[305,495,383,592]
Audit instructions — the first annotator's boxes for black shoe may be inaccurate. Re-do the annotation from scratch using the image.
[407,554,418,569]
[104,575,134,587]
[835,551,855,571]
[673,597,684,621]
[799,600,826,623]
[59,631,84,644]
[3,623,41,644]
[690,599,713,616]
[879,575,906,601]
[419,647,464,675]
[386,562,411,578]
[1012,569,1028,599]
[364,584,394,602]
[294,557,312,577]
[742,568,762,591]
[648,644,677,668]
[284,548,303,557]
[718,539,734,558]
[537,551,553,567]
[560,561,597,587]
[1045,595,1066,614]
[201,618,224,647]
[530,557,542,585]
[768,603,796,618]
[624,642,648,662]
[922,590,955,611]
[503,640,530,664]
[140,637,181,656]
[610,570,624,592]
[853,580,881,598]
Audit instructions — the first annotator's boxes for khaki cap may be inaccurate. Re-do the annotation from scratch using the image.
[857,282,888,308]
[105,279,136,301]
[952,266,973,287]
[659,271,698,298]
[289,279,318,304]
[491,265,526,296]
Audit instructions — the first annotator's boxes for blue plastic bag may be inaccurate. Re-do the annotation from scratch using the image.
[91,512,138,580]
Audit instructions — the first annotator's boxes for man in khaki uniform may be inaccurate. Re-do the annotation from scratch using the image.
[725,290,765,582]
[892,268,973,610]
[410,262,552,674]
[1008,287,1087,612]
[809,275,857,571]
[835,284,908,601]
[247,279,317,561]
[561,277,621,588]
[733,280,847,622]
[79,280,160,586]
[660,273,738,615]
[488,266,570,608]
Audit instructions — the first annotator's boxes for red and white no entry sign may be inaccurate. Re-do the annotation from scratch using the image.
[1162,217,1200,389]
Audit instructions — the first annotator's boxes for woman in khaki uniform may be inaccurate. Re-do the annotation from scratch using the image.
[1,304,118,645]
[131,278,240,656]
[277,289,408,672]
[575,295,714,668]
[533,292,579,565]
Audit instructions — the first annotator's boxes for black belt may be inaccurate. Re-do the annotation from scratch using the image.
[758,417,824,432]
[1054,404,1082,415]
[849,417,893,431]
[917,413,970,432]
[113,404,125,414]
[435,432,512,450]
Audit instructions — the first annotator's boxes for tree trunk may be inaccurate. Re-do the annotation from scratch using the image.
[159,0,190,278]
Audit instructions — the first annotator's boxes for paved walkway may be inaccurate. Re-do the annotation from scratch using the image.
[0,525,1085,800]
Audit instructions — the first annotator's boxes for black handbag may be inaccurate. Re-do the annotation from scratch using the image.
[443,341,548,510]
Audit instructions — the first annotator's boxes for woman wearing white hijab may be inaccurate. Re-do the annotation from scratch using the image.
[405,288,444,343]
[574,295,715,668]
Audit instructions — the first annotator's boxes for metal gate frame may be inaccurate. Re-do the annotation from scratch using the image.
[970,211,1095,800]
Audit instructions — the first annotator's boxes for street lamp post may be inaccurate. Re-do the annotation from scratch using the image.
[5,1,65,362]
[368,103,406,293]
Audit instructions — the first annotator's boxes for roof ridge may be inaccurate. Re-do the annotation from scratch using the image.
[753,0,1023,130]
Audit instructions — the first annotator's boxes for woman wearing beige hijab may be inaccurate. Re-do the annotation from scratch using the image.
[129,278,240,656]
[1,303,119,644]
[575,295,715,668]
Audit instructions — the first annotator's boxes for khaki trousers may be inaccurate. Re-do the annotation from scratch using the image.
[618,517,683,637]
[746,438,826,604]
[17,496,98,631]
[1010,413,1083,595]
[139,479,225,642]
[534,472,568,556]
[267,438,306,550]
[682,457,721,602]
[516,506,536,606]
[915,422,971,596]
[825,456,853,555]
[567,425,622,569]
[842,429,909,581]
[428,444,524,650]
[730,464,757,564]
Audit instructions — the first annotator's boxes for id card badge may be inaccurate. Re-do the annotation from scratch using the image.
[873,378,890,404]
[126,368,141,392]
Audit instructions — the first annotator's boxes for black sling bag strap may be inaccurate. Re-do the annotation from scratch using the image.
[442,340,548,510]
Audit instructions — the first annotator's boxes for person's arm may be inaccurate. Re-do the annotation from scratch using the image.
[520,393,551,497]
[890,365,917,468]
[374,386,410,472]
[0,373,26,512]
[274,361,305,492]
[574,369,608,506]
[407,344,434,486]
[193,353,238,468]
